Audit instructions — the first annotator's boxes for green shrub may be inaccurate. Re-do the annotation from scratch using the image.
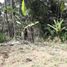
[0,33,6,43]
[44,26,55,40]
[47,19,67,41]
[61,32,67,42]
[47,19,65,35]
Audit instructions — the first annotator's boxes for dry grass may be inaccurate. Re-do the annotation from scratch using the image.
[0,40,67,67]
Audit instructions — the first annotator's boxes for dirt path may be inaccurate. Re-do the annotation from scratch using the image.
[0,41,67,67]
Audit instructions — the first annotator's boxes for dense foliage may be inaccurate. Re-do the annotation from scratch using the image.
[0,0,67,42]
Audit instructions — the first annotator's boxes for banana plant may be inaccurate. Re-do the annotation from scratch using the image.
[60,1,65,18]
[47,19,66,35]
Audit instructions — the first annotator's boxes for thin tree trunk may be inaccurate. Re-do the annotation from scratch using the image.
[11,0,16,39]
[4,0,10,36]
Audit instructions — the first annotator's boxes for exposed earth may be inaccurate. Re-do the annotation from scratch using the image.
[0,40,67,67]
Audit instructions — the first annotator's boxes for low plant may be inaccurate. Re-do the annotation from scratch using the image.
[61,32,67,41]
[47,19,66,35]
[47,19,67,41]
[0,33,6,43]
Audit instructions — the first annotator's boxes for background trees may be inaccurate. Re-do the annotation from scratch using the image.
[0,0,67,42]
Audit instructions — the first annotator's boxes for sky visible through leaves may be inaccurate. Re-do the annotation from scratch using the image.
[0,0,4,3]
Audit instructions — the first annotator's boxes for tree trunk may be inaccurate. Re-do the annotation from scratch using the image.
[11,0,16,39]
[4,0,10,36]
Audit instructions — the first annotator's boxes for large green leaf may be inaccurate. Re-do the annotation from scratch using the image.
[21,0,27,16]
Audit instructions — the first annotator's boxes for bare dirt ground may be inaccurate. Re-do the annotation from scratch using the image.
[0,40,67,67]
